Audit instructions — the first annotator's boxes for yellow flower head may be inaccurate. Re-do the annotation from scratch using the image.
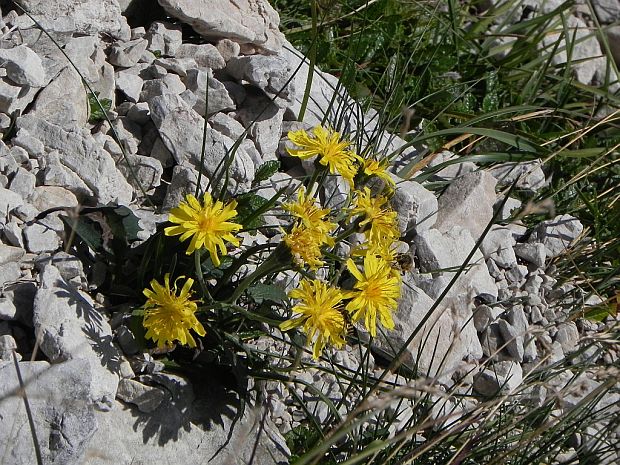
[287,126,362,186]
[361,158,396,188]
[164,193,242,266]
[282,187,336,236]
[350,187,400,243]
[280,279,348,359]
[142,274,205,348]
[283,223,326,270]
[346,254,401,338]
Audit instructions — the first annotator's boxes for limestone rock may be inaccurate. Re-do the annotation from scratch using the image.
[390,178,438,234]
[529,214,583,258]
[474,361,523,396]
[184,68,235,116]
[31,67,88,129]
[146,21,183,57]
[480,226,517,269]
[156,0,285,53]
[0,45,46,87]
[109,39,148,68]
[489,160,546,192]
[434,170,497,242]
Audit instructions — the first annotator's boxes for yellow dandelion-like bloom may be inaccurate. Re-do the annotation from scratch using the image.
[282,187,336,236]
[143,274,205,348]
[280,279,348,359]
[350,187,400,243]
[164,193,242,266]
[283,223,327,270]
[346,254,401,338]
[361,158,396,188]
[287,126,362,185]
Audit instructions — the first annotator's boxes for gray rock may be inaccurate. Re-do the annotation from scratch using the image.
[390,178,438,234]
[146,21,183,57]
[474,361,523,396]
[498,319,524,362]
[2,221,24,248]
[496,196,522,220]
[592,0,620,24]
[17,0,130,40]
[110,117,143,155]
[216,38,241,61]
[0,45,46,87]
[119,153,163,193]
[8,168,36,201]
[0,78,38,114]
[30,186,79,212]
[473,304,502,332]
[32,265,120,406]
[109,38,149,68]
[149,93,254,193]
[24,222,61,254]
[226,54,296,108]
[480,322,506,359]
[0,244,25,266]
[41,150,94,200]
[163,165,208,211]
[63,36,100,83]
[184,68,235,116]
[236,90,284,158]
[434,170,497,242]
[12,129,45,158]
[0,334,18,360]
[17,116,133,205]
[139,74,186,102]
[116,378,166,413]
[480,226,517,269]
[414,226,498,302]
[209,112,246,140]
[31,67,88,129]
[514,242,546,268]
[49,252,86,284]
[555,322,579,354]
[175,43,226,69]
[0,360,98,465]
[489,160,546,192]
[0,186,24,221]
[529,214,583,258]
[126,102,151,125]
[115,69,144,103]
[157,0,285,53]
[154,57,197,77]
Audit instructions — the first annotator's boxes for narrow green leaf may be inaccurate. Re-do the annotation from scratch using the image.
[254,160,281,184]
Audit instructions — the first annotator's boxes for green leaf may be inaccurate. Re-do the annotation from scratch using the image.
[88,92,112,123]
[60,214,103,253]
[236,193,269,230]
[253,160,281,184]
[247,283,288,304]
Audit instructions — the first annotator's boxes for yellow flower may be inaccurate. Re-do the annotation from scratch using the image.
[361,158,396,188]
[283,223,326,270]
[142,274,205,348]
[346,254,401,338]
[164,193,242,266]
[282,187,336,236]
[280,279,348,359]
[350,187,400,243]
[287,126,362,185]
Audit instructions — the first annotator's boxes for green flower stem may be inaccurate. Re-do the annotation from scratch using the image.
[228,244,291,304]
[193,250,212,303]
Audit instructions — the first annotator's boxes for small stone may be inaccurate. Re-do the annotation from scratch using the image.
[489,160,546,191]
[480,226,517,269]
[529,214,583,258]
[116,378,167,413]
[185,68,235,116]
[23,222,61,254]
[139,74,185,102]
[0,45,46,87]
[109,39,148,68]
[116,325,140,356]
[0,262,21,288]
[0,334,19,360]
[145,21,182,57]
[8,168,36,200]
[514,242,546,268]
[30,186,79,211]
[0,244,25,266]
[391,178,438,234]
[216,38,240,61]
[473,304,501,332]
[474,361,523,396]
[175,43,225,69]
[116,70,144,103]
[555,322,579,354]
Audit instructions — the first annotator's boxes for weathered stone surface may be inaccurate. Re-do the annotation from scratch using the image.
[109,39,148,68]
[86,374,290,464]
[24,222,62,254]
[149,93,254,193]
[0,45,46,87]
[514,242,546,268]
[118,153,163,193]
[146,21,183,57]
[474,361,523,396]
[116,378,166,413]
[529,214,583,258]
[592,0,620,24]
[480,226,517,269]
[414,226,498,302]
[489,160,546,192]
[390,178,438,234]
[8,167,36,200]
[0,334,18,360]
[0,78,38,114]
[226,55,296,108]
[236,90,284,158]
[434,171,497,242]
[427,150,476,181]
[31,67,88,129]
[17,0,131,40]
[185,68,235,116]
[0,360,98,465]
[30,186,80,212]
[17,116,133,205]
[175,43,226,69]
[32,265,120,406]
[0,186,24,220]
[157,0,285,53]
[116,69,144,103]
[555,322,579,354]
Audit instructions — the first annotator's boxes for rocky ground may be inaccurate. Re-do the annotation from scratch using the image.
[0,0,618,464]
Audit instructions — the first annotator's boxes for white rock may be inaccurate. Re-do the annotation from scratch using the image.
[185,68,235,116]
[33,265,120,406]
[0,78,38,114]
[0,45,46,87]
[12,129,45,158]
[0,334,18,360]
[555,322,579,354]
[116,69,144,103]
[391,178,438,234]
[116,378,167,413]
[146,21,183,57]
[157,0,285,53]
[64,35,100,83]
[17,116,133,205]
[592,0,620,24]
[414,226,498,302]
[119,153,163,193]
[489,160,546,191]
[0,186,23,220]
[24,222,61,254]
[0,261,21,288]
[8,167,36,200]
[30,186,79,211]
[0,244,25,266]
[236,91,284,158]
[149,93,254,193]
[480,226,517,269]
[30,66,88,129]
[209,112,246,140]
[41,150,94,200]
[109,38,148,68]
[427,150,476,180]
[216,38,241,61]
[139,74,186,102]
[154,57,196,77]
[18,0,131,40]
[434,170,497,242]
[528,214,583,258]
[175,43,226,69]
[226,54,296,108]
[474,361,523,396]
